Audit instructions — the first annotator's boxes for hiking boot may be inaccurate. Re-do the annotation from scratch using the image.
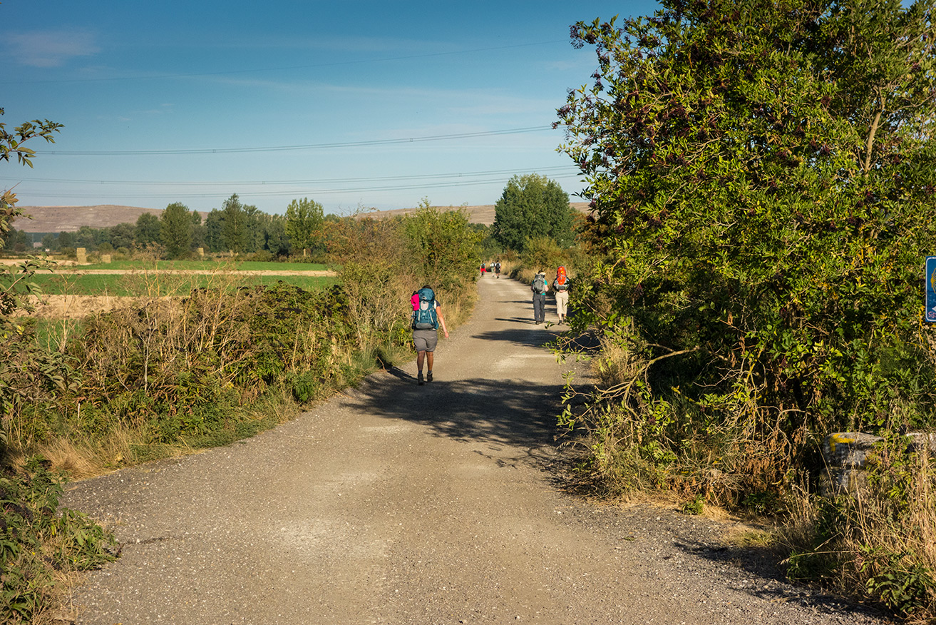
[418,372,424,385]
[427,371,433,383]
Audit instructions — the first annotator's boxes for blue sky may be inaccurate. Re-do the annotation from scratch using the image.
[2,0,660,216]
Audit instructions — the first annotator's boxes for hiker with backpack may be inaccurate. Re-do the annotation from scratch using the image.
[531,270,549,325]
[494,261,501,279]
[553,266,570,324]
[411,285,449,385]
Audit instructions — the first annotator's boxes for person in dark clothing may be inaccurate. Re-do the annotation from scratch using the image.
[531,270,548,324]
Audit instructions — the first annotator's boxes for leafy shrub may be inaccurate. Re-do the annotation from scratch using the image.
[556,0,936,499]
[0,457,117,624]
[681,494,704,515]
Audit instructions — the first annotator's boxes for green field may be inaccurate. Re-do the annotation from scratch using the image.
[71,259,331,272]
[29,272,338,296]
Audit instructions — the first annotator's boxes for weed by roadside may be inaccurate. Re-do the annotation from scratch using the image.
[779,437,936,621]
[0,457,117,624]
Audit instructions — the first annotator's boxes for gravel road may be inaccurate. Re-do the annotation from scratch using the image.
[63,277,887,624]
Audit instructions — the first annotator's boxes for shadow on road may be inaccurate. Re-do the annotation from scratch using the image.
[348,375,564,454]
[671,539,890,621]
[498,299,548,306]
[469,327,560,349]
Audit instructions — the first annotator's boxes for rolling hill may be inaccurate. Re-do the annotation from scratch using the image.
[12,205,205,233]
[12,202,592,233]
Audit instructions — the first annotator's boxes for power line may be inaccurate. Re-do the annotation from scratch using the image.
[8,40,566,85]
[42,126,555,156]
[14,171,584,199]
[0,165,576,187]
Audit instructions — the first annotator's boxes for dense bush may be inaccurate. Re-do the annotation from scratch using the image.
[555,0,936,618]
[557,0,936,499]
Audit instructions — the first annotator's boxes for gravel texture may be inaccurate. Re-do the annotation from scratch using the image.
[62,276,888,624]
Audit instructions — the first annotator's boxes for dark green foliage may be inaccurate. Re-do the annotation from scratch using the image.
[558,2,936,615]
[134,213,161,246]
[56,231,74,250]
[108,222,136,251]
[558,0,936,493]
[204,209,225,253]
[259,213,290,257]
[492,174,575,252]
[160,202,193,259]
[403,200,483,298]
[0,458,117,623]
[285,198,324,255]
[220,194,249,253]
[0,226,30,253]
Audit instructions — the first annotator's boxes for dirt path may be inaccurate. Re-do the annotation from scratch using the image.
[62,277,884,624]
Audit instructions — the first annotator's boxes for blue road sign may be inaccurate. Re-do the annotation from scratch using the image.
[927,257,936,322]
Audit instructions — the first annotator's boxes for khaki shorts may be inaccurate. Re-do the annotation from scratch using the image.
[413,329,438,352]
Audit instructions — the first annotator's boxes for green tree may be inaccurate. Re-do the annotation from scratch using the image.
[1,108,62,248]
[160,202,193,259]
[221,194,250,253]
[1,226,29,253]
[135,213,161,247]
[191,210,206,252]
[108,222,136,251]
[403,199,482,296]
[259,212,290,257]
[40,233,57,252]
[74,225,103,251]
[204,209,224,253]
[285,197,324,254]
[242,202,263,253]
[492,174,574,252]
[57,231,75,251]
[556,0,936,490]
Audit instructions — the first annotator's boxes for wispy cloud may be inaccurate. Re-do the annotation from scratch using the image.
[7,30,100,67]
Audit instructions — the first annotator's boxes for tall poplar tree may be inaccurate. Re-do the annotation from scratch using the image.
[160,202,193,259]
[285,197,324,254]
[221,194,249,253]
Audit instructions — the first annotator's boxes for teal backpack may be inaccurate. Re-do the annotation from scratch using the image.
[412,287,438,330]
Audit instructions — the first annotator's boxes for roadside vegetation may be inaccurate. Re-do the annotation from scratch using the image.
[554,0,936,620]
[5,0,936,620]
[2,104,481,625]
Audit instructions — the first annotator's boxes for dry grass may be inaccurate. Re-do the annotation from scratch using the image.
[778,450,936,620]
[30,438,103,480]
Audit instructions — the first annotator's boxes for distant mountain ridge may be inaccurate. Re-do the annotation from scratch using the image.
[13,205,206,233]
[12,202,592,233]
[358,202,591,226]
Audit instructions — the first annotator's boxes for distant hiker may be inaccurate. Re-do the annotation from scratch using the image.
[480,263,486,277]
[411,285,449,385]
[553,266,570,324]
[410,290,420,311]
[494,261,501,279]
[531,270,548,325]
